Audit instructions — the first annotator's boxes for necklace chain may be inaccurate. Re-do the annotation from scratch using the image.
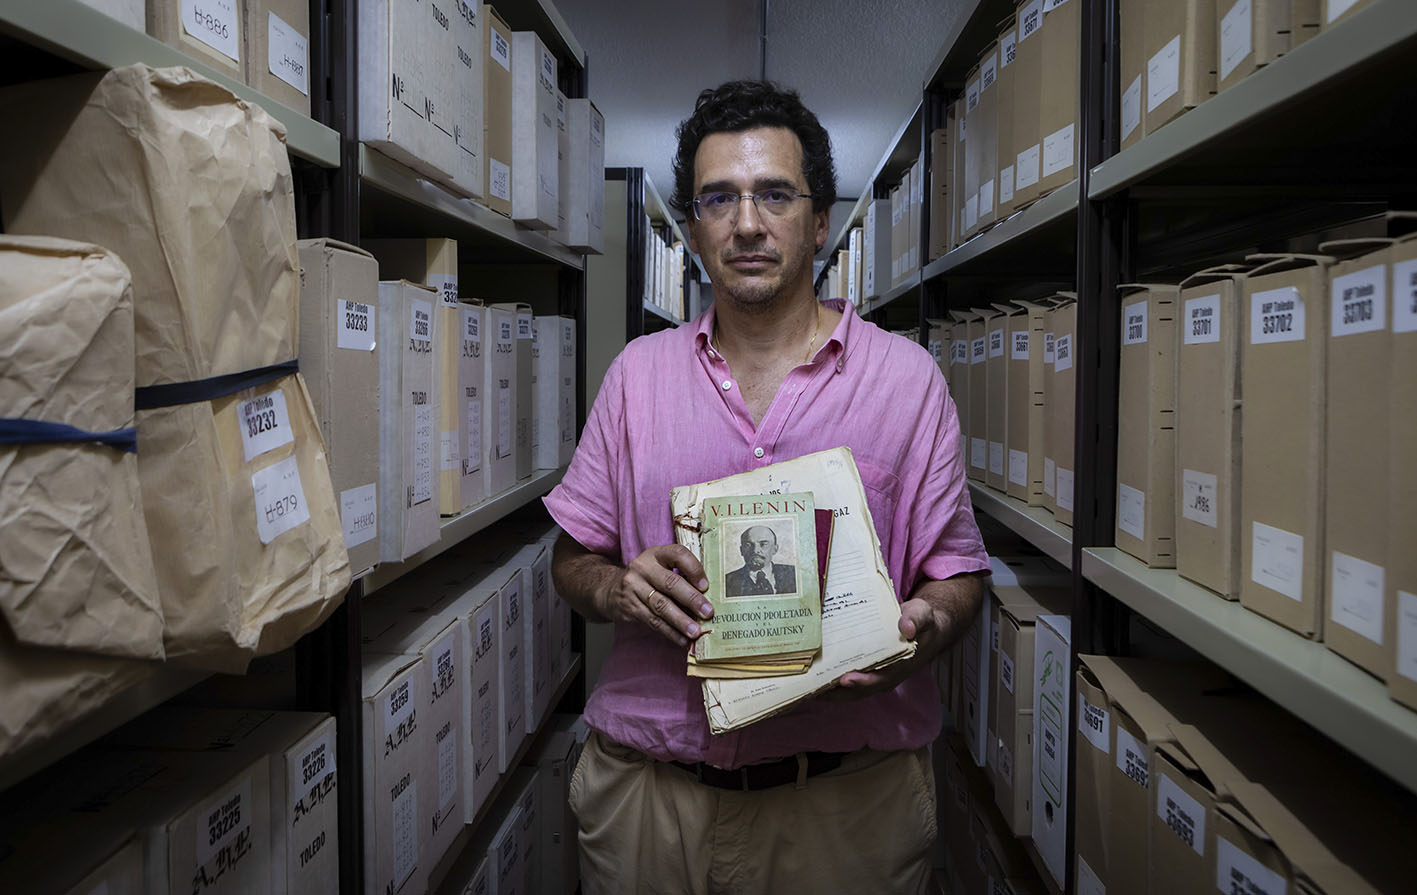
[712,304,822,365]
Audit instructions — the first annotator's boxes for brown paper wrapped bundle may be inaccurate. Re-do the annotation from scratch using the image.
[0,64,350,671]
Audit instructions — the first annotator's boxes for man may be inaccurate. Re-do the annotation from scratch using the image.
[544,80,988,895]
[724,524,797,596]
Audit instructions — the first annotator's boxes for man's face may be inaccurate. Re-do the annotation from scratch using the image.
[686,127,830,314]
[740,525,778,572]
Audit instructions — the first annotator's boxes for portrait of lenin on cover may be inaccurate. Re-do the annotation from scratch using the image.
[723,523,798,596]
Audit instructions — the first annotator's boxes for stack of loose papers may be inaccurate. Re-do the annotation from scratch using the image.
[670,447,915,733]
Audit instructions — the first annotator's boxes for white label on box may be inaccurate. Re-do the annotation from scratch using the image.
[998,739,1014,784]
[337,300,376,350]
[465,401,482,475]
[1013,330,1031,360]
[964,194,979,230]
[929,340,943,364]
[340,482,378,548]
[1121,75,1142,140]
[437,721,458,809]
[1045,332,1056,364]
[952,340,967,365]
[392,780,417,887]
[1217,836,1287,895]
[197,776,253,865]
[1251,521,1304,602]
[429,274,459,308]
[1181,469,1219,528]
[1044,457,1056,496]
[489,158,512,201]
[999,165,1016,204]
[980,181,994,216]
[268,12,309,95]
[966,79,980,112]
[1009,449,1028,487]
[1079,693,1110,752]
[498,317,514,347]
[252,455,310,544]
[1042,124,1074,179]
[990,441,1004,475]
[414,405,434,504]
[1250,286,1306,344]
[1157,772,1206,856]
[1001,651,1015,694]
[1331,264,1387,337]
[1393,259,1417,333]
[1148,35,1182,112]
[1057,467,1075,511]
[1184,294,1221,344]
[300,731,337,789]
[517,313,533,340]
[1002,29,1017,67]
[1115,726,1149,789]
[1330,551,1385,644]
[1117,482,1146,541]
[466,309,481,344]
[1123,300,1148,345]
[1077,855,1106,895]
[1398,591,1417,682]
[385,677,414,738]
[238,389,293,462]
[441,429,459,471]
[1220,0,1253,82]
[971,437,987,470]
[410,298,433,344]
[182,0,239,61]
[491,28,511,70]
[989,328,1005,358]
[1054,333,1073,372]
[972,336,986,365]
[497,382,511,460]
[1327,0,1361,23]
[982,52,998,90]
[1016,144,1041,189]
[1019,0,1044,41]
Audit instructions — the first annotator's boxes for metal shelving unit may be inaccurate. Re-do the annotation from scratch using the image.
[967,483,1073,569]
[1081,547,1417,792]
[923,180,1079,280]
[643,299,685,327]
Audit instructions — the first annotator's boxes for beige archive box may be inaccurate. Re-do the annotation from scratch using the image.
[298,239,382,577]
[929,126,953,261]
[482,4,514,214]
[967,308,998,481]
[1176,265,1249,598]
[962,65,983,239]
[1115,284,1179,567]
[378,280,442,562]
[976,43,1001,231]
[1390,232,1417,710]
[1240,254,1331,638]
[534,315,577,469]
[1217,0,1308,92]
[553,90,570,243]
[948,309,973,456]
[1006,300,1051,504]
[848,226,863,305]
[1144,0,1217,136]
[492,560,527,770]
[247,0,310,116]
[1047,295,1078,523]
[515,542,554,727]
[952,96,968,250]
[1013,0,1045,208]
[449,0,485,199]
[927,318,947,375]
[148,0,244,82]
[1030,613,1070,888]
[361,651,430,895]
[0,780,145,895]
[363,237,461,307]
[464,565,505,815]
[497,302,536,480]
[1324,0,1376,28]
[1073,663,1112,892]
[79,0,144,30]
[1322,238,1393,678]
[1120,0,1146,148]
[986,303,1016,491]
[996,20,1019,216]
[1038,0,1080,195]
[512,31,559,229]
[358,0,458,183]
[565,98,606,253]
[459,302,489,510]
[0,64,349,671]
[484,304,518,496]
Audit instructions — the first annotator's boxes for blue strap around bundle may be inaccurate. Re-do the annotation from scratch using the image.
[134,359,299,411]
[0,418,139,453]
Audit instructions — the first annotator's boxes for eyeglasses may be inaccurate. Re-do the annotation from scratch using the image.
[691,189,813,223]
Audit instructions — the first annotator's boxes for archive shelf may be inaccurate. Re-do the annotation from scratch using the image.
[0,0,341,167]
[1081,547,1417,793]
[922,180,1079,280]
[494,0,586,72]
[967,482,1073,569]
[644,299,685,327]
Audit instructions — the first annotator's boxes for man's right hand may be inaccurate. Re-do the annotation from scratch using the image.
[595,545,714,647]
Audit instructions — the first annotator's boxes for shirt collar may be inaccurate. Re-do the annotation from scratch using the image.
[694,297,857,373]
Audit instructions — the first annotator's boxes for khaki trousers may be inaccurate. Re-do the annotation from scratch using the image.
[569,732,937,895]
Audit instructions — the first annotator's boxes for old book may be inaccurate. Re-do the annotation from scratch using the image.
[670,447,916,733]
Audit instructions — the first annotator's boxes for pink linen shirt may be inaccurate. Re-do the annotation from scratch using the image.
[543,298,988,768]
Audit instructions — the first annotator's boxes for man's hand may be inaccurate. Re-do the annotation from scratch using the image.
[825,572,986,700]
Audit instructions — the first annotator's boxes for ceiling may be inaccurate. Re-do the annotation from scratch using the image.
[556,0,968,241]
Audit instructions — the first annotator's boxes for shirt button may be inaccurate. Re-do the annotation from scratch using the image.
[754,447,765,459]
[721,380,731,391]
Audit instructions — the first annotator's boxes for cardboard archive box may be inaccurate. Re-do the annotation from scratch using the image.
[1217,0,1305,92]
[511,31,559,229]
[996,20,1019,216]
[959,589,995,767]
[1115,283,1179,567]
[378,280,441,562]
[363,237,460,308]
[968,308,997,482]
[448,0,485,199]
[484,304,518,496]
[490,799,523,895]
[482,4,514,214]
[534,316,577,470]
[553,90,569,242]
[358,0,458,182]
[836,248,850,298]
[1030,614,1071,889]
[1073,660,1113,892]
[949,310,973,459]
[1047,295,1078,523]
[1390,232,1417,710]
[1176,265,1248,598]
[1322,239,1393,678]
[1120,0,1146,148]
[298,239,382,577]
[565,98,605,252]
[79,0,144,30]
[516,772,542,894]
[492,561,527,770]
[1006,300,1051,505]
[496,302,536,480]
[459,301,488,510]
[1012,0,1044,208]
[962,65,983,239]
[0,832,143,895]
[975,43,1001,231]
[847,226,863,305]
[1144,0,1217,136]
[1038,0,1080,195]
[361,651,429,895]
[927,318,947,375]
[527,717,585,895]
[465,566,505,819]
[0,64,350,671]
[1324,0,1375,28]
[864,198,889,298]
[929,125,953,261]
[1240,254,1331,638]
[147,0,244,81]
[512,542,553,728]
[987,304,1017,491]
[892,178,907,284]
[248,0,311,116]
[907,159,923,273]
[953,97,968,250]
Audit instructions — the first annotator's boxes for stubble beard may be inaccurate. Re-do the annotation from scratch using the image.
[716,245,809,316]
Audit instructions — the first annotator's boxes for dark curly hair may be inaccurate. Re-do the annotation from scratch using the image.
[670,80,838,217]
